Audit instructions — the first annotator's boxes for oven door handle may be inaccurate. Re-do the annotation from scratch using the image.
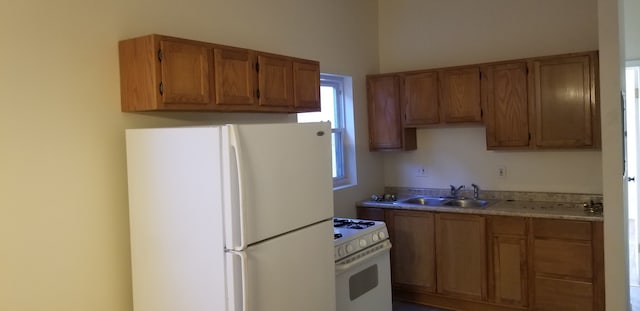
[335,240,391,275]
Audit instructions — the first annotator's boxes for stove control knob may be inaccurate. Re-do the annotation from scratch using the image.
[372,233,379,242]
[346,244,354,254]
[378,232,386,240]
[359,239,367,247]
[338,247,344,257]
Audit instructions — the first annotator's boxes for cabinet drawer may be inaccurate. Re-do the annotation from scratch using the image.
[534,239,593,278]
[490,216,527,236]
[534,276,593,311]
[356,207,386,221]
[532,218,591,240]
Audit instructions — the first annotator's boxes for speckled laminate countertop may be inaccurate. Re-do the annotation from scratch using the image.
[357,198,603,221]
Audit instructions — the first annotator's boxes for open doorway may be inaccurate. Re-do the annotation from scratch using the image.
[626,62,640,310]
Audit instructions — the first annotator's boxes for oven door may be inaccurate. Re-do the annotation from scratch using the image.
[335,240,392,311]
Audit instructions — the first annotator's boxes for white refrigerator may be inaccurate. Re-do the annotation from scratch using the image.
[125,122,336,311]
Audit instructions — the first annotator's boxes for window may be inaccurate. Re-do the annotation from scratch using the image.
[298,74,356,189]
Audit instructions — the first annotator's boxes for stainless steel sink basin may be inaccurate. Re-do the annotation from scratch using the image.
[442,199,491,208]
[402,197,448,206]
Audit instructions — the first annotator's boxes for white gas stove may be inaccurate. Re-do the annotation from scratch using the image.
[333,218,389,261]
[333,217,392,311]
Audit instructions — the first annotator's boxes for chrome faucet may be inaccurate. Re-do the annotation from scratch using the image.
[449,185,465,198]
[471,184,479,200]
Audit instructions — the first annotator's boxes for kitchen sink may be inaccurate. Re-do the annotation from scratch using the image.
[442,199,491,208]
[400,197,493,208]
[401,197,449,206]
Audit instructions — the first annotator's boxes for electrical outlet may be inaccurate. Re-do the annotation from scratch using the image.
[416,166,427,177]
[497,167,507,177]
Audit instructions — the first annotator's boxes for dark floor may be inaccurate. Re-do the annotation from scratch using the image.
[393,300,450,311]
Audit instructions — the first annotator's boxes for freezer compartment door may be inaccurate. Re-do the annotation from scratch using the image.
[225,122,334,247]
[227,220,336,311]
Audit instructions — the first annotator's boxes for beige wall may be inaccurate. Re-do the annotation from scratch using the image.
[625,0,640,60]
[377,0,603,194]
[0,1,380,310]
[600,0,629,308]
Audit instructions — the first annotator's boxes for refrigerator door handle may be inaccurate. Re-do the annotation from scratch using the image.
[228,125,247,251]
[228,250,249,311]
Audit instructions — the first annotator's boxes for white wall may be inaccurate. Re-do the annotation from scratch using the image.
[0,1,380,310]
[378,0,602,194]
[384,127,603,193]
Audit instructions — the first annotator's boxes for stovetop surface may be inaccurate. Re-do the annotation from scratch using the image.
[333,217,386,242]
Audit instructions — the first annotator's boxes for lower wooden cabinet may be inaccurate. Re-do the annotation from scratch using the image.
[435,213,486,301]
[390,210,436,292]
[531,219,604,311]
[356,206,604,311]
[488,216,529,307]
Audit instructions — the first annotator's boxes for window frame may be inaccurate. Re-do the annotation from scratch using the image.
[298,73,355,189]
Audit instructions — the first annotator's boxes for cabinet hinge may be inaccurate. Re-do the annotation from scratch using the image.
[528,133,531,142]
[635,87,639,99]
[256,89,260,99]
[479,71,482,79]
[256,62,260,73]
[480,108,483,119]
[159,82,164,95]
[157,49,163,62]
[526,66,529,75]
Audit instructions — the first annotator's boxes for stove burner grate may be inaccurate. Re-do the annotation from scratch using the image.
[333,218,376,229]
[334,233,343,239]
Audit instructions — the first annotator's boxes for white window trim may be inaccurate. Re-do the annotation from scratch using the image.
[322,74,356,189]
[297,73,356,189]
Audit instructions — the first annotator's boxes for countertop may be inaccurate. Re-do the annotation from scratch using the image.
[357,198,603,222]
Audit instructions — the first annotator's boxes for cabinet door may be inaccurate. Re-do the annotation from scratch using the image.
[403,71,440,126]
[483,62,530,149]
[488,216,528,307]
[439,67,482,123]
[257,53,293,109]
[367,75,416,151]
[293,60,320,112]
[213,47,257,107]
[532,53,597,148]
[436,213,486,300]
[389,210,436,292]
[159,40,212,107]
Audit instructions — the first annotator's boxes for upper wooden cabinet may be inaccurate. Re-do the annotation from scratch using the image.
[439,67,482,123]
[402,71,440,126]
[366,74,416,151]
[532,52,599,148]
[482,52,600,149]
[293,60,321,112]
[400,67,481,127]
[482,62,530,149]
[119,36,215,111]
[213,46,257,108]
[118,34,320,113]
[369,50,600,151]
